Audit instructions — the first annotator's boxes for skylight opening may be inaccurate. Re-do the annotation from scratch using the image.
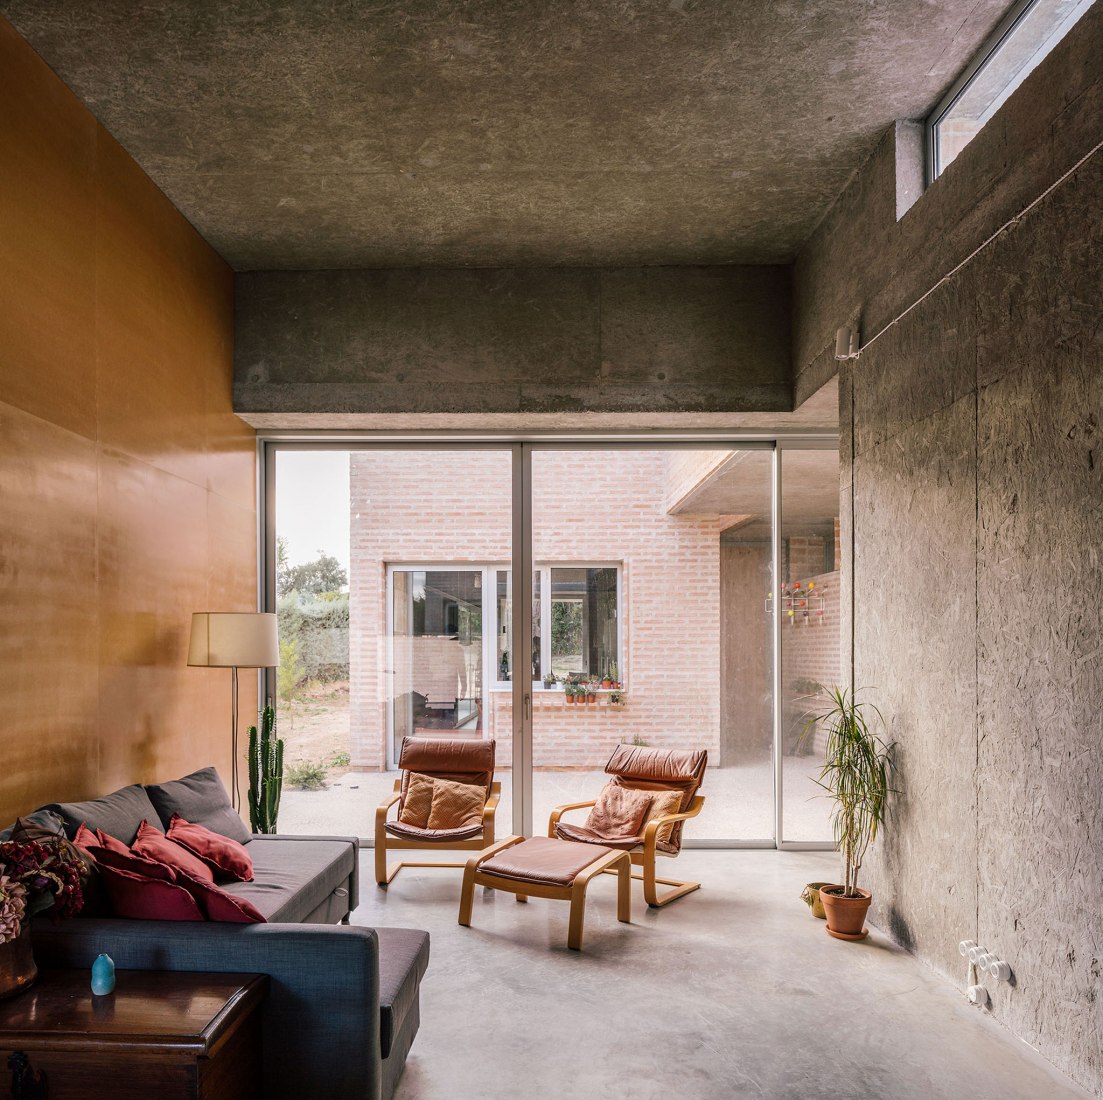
[927,0,1095,180]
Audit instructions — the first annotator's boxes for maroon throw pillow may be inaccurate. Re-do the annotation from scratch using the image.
[131,819,214,883]
[93,846,178,883]
[175,873,266,924]
[167,814,254,883]
[73,822,102,853]
[96,828,132,855]
[97,862,204,921]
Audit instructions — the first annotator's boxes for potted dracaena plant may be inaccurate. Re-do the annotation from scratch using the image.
[805,686,896,941]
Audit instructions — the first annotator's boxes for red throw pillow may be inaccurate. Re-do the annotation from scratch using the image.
[131,819,214,883]
[93,846,178,883]
[73,822,102,853]
[97,862,204,921]
[175,873,266,924]
[96,828,131,855]
[167,814,254,883]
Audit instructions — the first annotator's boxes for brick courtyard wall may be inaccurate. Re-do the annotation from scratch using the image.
[349,450,725,770]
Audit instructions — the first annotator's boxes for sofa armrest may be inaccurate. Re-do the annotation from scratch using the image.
[251,832,360,914]
[33,919,381,1100]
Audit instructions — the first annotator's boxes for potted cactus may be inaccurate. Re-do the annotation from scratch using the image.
[247,703,284,834]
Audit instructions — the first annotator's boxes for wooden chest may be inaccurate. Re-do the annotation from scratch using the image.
[0,970,267,1100]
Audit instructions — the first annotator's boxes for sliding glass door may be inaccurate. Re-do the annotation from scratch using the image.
[269,448,513,836]
[527,446,776,844]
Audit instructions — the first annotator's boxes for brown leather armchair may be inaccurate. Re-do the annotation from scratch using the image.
[375,736,500,886]
[549,743,707,907]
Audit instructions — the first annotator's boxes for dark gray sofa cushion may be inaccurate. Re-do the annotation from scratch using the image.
[223,837,355,922]
[40,784,160,844]
[374,927,430,1060]
[144,767,250,844]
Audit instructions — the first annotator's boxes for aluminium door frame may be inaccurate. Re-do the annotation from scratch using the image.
[259,432,838,849]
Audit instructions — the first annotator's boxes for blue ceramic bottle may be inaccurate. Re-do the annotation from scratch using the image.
[91,953,116,995]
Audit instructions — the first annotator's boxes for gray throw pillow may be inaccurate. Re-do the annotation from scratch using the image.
[39,785,160,844]
[144,767,250,844]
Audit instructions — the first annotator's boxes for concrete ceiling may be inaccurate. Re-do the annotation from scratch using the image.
[3,0,1010,270]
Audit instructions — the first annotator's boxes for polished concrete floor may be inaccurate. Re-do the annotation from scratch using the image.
[351,850,1092,1100]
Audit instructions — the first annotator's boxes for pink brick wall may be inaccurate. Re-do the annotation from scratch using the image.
[349,449,726,770]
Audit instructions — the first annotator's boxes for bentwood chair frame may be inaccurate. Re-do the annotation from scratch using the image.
[548,794,705,907]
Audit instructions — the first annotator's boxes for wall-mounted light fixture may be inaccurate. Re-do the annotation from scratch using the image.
[834,326,861,360]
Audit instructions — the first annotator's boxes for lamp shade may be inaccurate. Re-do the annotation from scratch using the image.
[188,612,280,668]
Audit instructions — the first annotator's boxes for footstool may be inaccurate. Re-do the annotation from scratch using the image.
[458,835,632,951]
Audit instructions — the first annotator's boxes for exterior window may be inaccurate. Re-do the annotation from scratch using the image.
[487,563,623,688]
[928,0,1094,180]
[547,567,619,682]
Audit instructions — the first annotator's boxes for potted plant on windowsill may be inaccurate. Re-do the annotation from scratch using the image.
[564,683,576,704]
[805,686,895,942]
[586,683,598,704]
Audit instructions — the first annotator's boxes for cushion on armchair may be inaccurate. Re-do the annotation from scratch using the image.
[426,778,485,830]
[584,782,654,840]
[397,772,435,828]
[644,789,685,848]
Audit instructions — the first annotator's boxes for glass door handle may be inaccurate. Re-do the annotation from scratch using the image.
[524,692,531,720]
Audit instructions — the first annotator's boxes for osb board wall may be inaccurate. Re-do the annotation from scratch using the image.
[809,35,1103,1098]
[0,19,257,823]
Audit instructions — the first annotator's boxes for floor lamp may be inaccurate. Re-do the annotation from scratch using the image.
[188,612,280,812]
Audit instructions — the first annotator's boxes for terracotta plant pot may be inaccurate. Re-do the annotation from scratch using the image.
[587,693,596,703]
[601,679,612,689]
[819,886,872,941]
[565,694,574,705]
[0,924,37,1000]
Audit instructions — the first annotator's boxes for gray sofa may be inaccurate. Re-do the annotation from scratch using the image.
[10,768,428,1100]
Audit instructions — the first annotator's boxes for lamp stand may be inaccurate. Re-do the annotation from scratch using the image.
[230,664,240,812]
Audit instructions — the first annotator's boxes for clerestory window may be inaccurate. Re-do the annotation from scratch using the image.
[927,0,1095,180]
